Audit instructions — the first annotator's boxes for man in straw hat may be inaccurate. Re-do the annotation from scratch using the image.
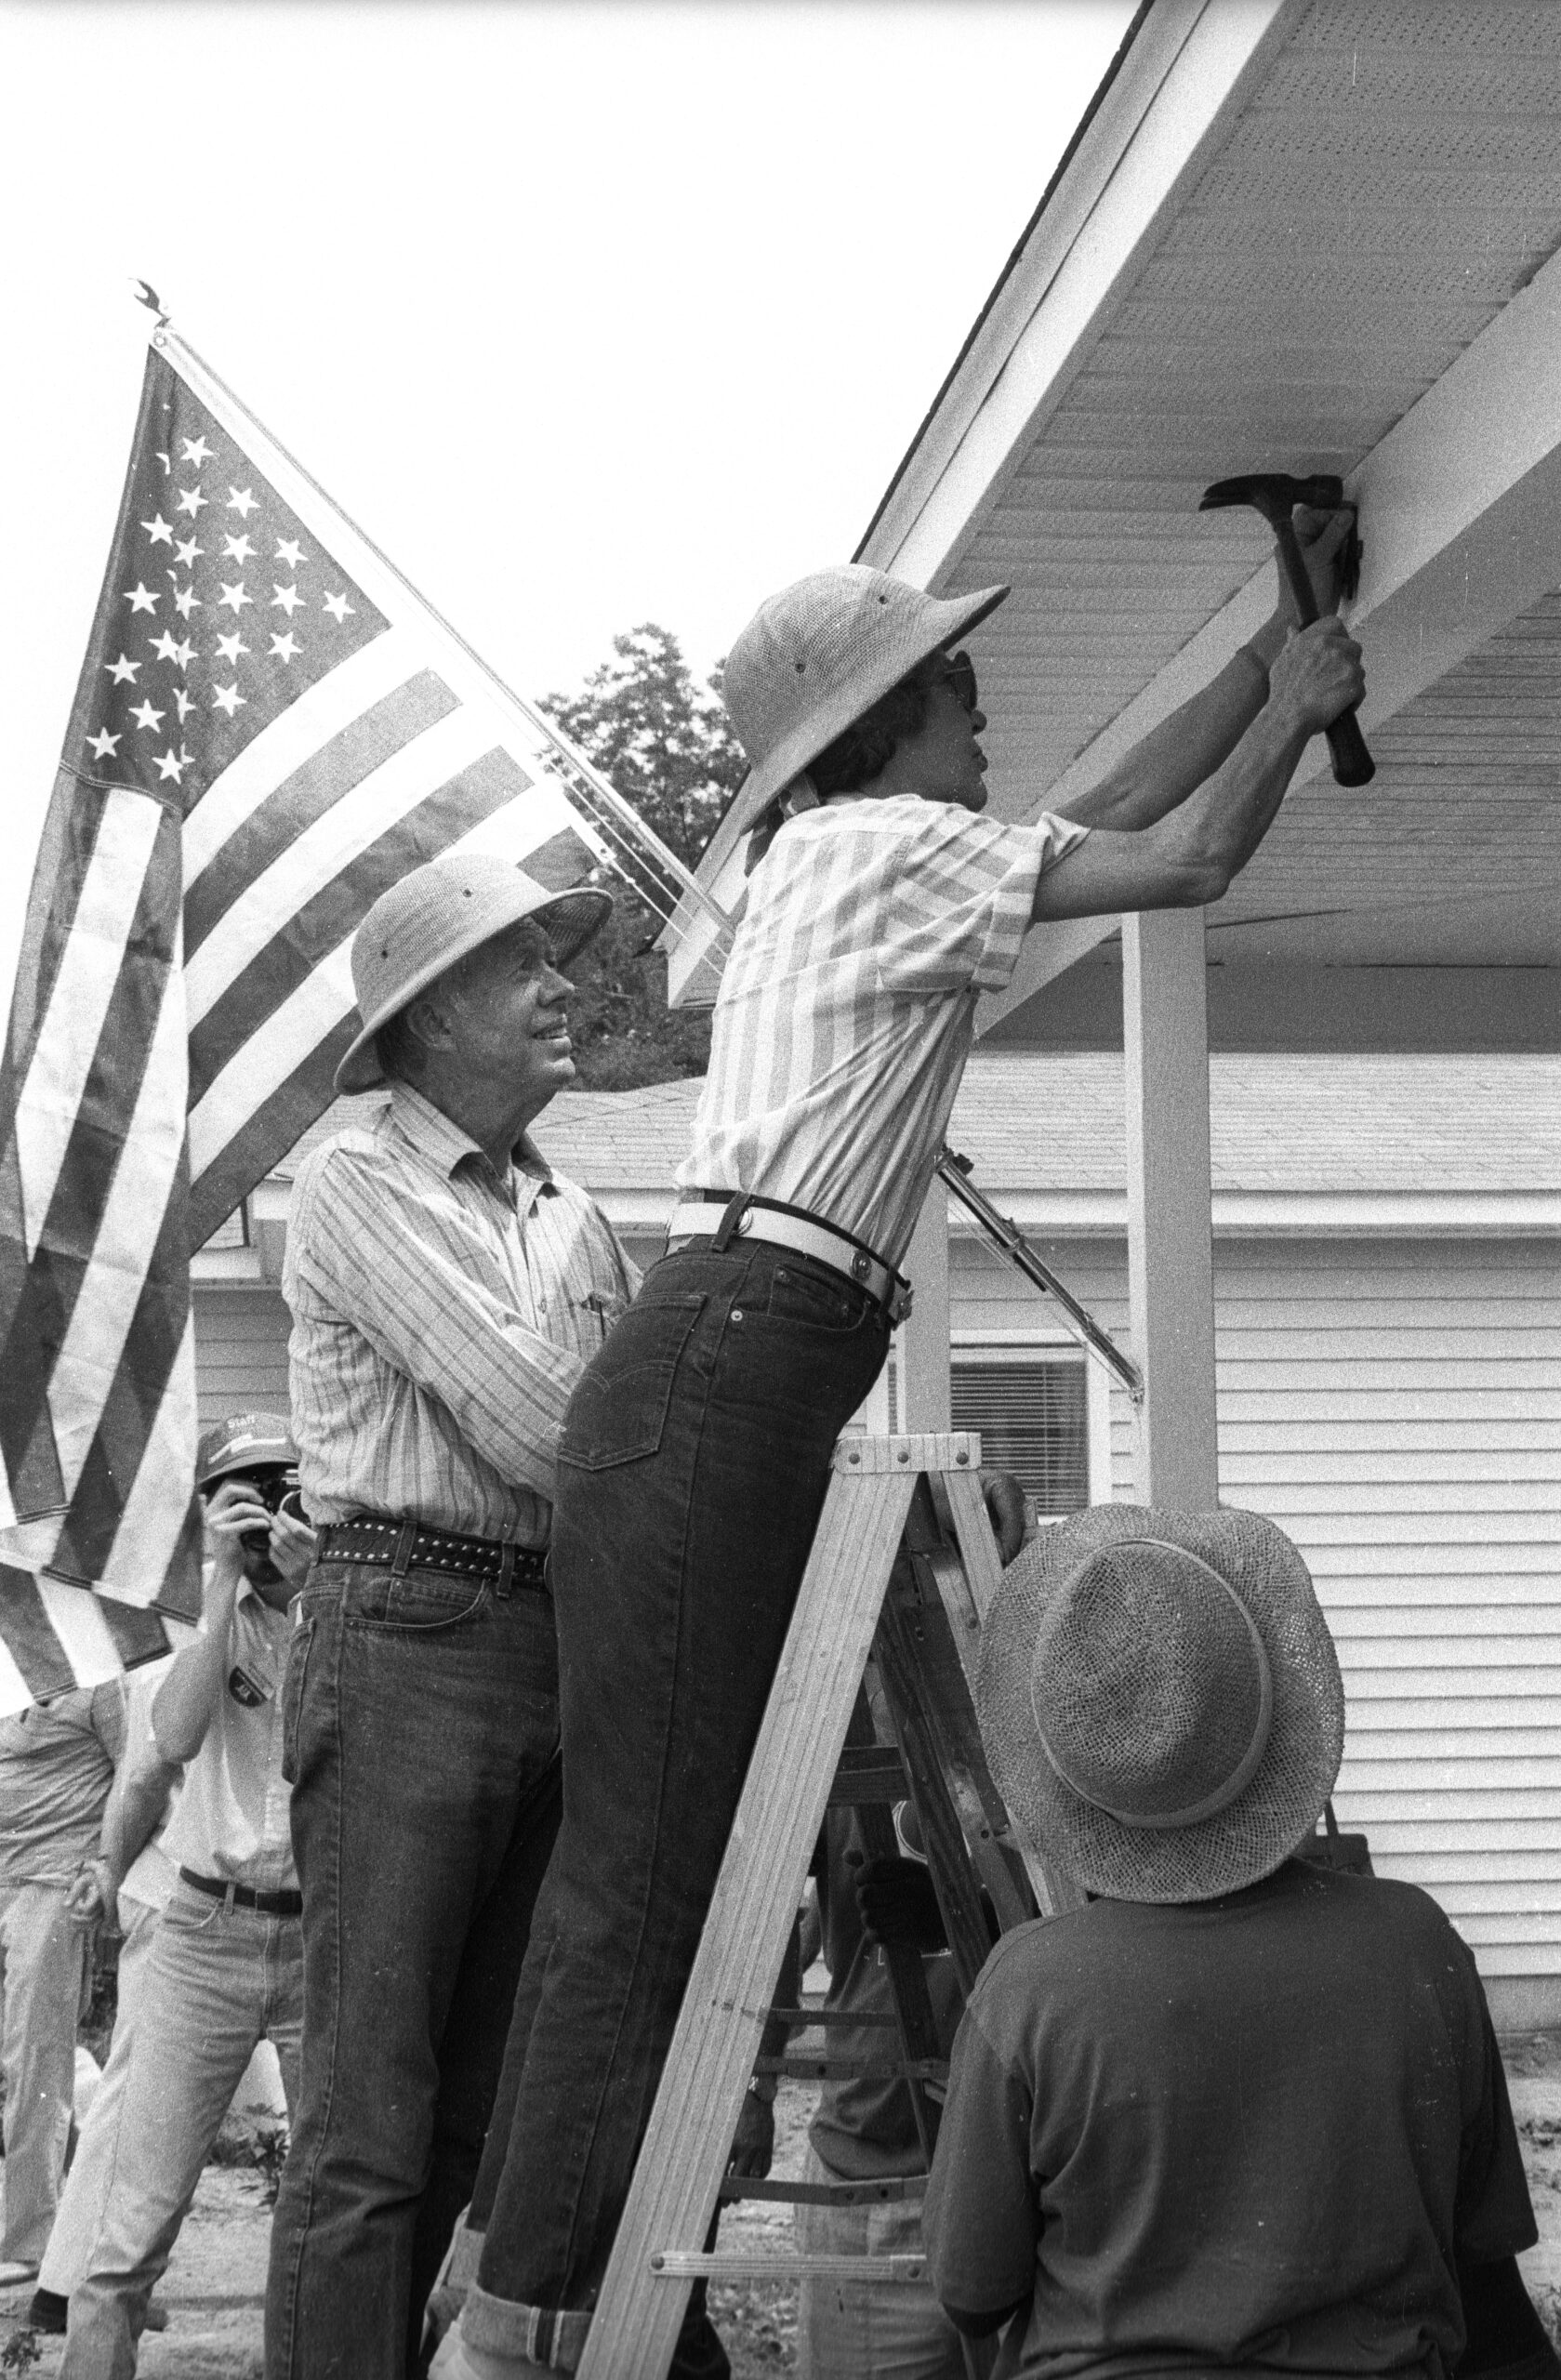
[921,1504,1555,2378]
[260,856,640,2380]
[443,533,1367,2378]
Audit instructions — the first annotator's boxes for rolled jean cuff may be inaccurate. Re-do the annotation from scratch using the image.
[427,2209,487,2334]
[462,2281,593,2371]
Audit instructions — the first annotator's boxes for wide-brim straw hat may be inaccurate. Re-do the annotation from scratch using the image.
[720,564,1010,844]
[976,1503,1344,1904]
[335,854,613,1096]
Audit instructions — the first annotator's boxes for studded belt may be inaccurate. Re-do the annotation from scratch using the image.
[665,1191,912,1325]
[317,1517,548,1593]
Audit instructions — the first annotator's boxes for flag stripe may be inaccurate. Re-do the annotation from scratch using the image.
[183,706,495,1026]
[35,1574,126,1686]
[14,791,165,1260]
[186,746,536,1109]
[188,1025,357,1253]
[3,773,113,1088]
[97,1311,201,1611]
[182,669,457,960]
[0,807,183,1516]
[48,922,188,1504]
[48,1179,192,1591]
[182,628,421,885]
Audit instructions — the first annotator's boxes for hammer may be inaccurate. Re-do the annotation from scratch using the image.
[1199,471,1374,787]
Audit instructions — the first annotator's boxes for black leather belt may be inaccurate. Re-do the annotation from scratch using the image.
[317,1516,548,1593]
[179,1867,303,1918]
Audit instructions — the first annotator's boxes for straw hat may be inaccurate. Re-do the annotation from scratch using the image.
[720,564,1010,843]
[335,855,613,1095]
[975,1504,1343,1904]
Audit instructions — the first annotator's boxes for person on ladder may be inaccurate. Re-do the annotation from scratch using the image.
[435,520,1367,2380]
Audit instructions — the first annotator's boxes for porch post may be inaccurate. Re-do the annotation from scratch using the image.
[901,1180,953,1433]
[1122,909,1220,1511]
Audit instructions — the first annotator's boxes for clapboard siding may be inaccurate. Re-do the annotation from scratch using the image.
[192,1287,294,1426]
[955,1229,1561,2003]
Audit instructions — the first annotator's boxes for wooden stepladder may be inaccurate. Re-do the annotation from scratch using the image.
[575,1433,1079,2380]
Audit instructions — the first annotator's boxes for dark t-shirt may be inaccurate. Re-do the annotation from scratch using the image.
[922,1859,1535,2380]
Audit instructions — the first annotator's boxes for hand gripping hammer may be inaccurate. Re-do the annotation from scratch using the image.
[1198,471,1374,788]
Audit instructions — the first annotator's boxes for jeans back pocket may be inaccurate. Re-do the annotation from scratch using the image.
[559,1292,706,1470]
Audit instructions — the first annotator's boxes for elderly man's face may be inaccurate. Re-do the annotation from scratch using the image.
[442,918,577,1113]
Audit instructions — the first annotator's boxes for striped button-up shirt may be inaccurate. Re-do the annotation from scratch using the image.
[285,1082,639,1542]
[678,796,1089,1270]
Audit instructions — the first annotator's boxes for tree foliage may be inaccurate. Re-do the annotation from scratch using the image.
[539,625,747,1092]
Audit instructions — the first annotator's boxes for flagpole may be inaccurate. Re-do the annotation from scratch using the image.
[134,289,736,956]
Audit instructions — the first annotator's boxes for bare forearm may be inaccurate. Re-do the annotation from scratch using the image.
[1053,630,1277,833]
[152,1614,232,1764]
[101,1761,177,1884]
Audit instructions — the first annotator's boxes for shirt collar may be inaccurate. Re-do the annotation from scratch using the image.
[385,1080,554,1203]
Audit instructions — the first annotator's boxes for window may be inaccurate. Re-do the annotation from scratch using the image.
[951,1354,1089,1515]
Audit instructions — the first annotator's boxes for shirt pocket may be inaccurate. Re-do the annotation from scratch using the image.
[559,1292,706,1471]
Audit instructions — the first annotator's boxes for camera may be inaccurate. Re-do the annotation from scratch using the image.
[238,1469,301,1555]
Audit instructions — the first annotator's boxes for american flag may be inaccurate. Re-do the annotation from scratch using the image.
[0,322,607,1709]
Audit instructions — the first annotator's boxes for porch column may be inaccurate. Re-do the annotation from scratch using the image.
[901,1180,953,1434]
[1122,909,1219,1511]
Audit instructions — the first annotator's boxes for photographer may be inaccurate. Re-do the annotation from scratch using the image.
[62,1415,314,2377]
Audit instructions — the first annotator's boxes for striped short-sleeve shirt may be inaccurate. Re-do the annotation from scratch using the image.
[677,796,1089,1270]
[285,1083,639,1542]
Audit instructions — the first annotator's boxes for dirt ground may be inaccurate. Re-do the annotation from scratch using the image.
[7,2028,1561,2376]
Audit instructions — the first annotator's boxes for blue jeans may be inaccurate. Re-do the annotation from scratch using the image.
[264,1561,563,2380]
[62,1883,304,2380]
[471,1240,890,2358]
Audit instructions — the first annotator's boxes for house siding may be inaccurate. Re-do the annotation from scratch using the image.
[192,1287,293,1426]
[955,1228,1561,2023]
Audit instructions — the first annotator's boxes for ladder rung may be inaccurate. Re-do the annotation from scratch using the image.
[828,1745,909,1804]
[756,2054,946,2082]
[764,2004,899,2029]
[651,2250,928,2283]
[717,2173,926,2207]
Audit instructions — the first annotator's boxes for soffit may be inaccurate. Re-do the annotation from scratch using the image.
[897,0,1561,972]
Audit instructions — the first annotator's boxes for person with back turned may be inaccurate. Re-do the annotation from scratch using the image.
[922,1503,1558,2380]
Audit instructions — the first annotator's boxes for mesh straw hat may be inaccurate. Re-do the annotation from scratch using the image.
[197,1412,296,1490]
[720,564,1010,843]
[335,855,613,1095]
[975,1503,1343,1903]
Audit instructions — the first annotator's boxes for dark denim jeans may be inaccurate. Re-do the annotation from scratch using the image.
[264,1558,563,2380]
[471,1240,890,2349]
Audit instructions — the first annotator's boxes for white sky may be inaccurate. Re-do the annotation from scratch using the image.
[1,0,1131,962]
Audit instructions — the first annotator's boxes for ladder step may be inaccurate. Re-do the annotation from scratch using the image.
[756,2054,947,2082]
[827,1744,909,1804]
[764,2004,898,2029]
[651,2250,928,2283]
[717,2174,925,2207]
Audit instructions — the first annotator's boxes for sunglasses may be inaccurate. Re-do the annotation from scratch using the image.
[937,650,978,715]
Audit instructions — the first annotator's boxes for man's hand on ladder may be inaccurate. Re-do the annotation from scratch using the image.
[981,1471,1027,1565]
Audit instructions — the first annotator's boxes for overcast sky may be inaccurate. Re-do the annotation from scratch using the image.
[2,0,1131,959]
